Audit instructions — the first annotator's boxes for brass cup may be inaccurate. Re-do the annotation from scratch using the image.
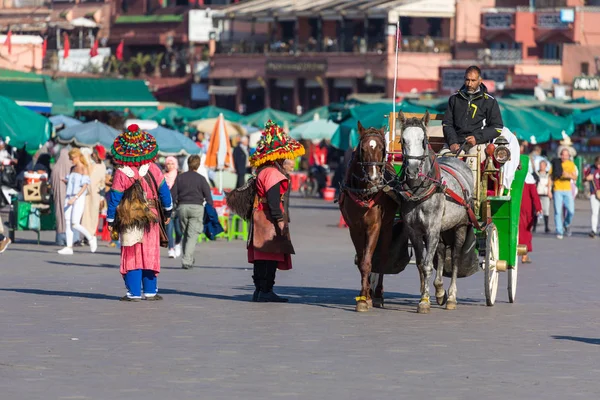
[517,244,528,256]
[495,260,508,272]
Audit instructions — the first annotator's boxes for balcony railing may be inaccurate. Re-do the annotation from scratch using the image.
[477,49,522,62]
[216,39,387,55]
[11,0,47,7]
[216,36,450,55]
[400,36,451,53]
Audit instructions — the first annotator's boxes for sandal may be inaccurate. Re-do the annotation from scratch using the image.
[521,255,532,264]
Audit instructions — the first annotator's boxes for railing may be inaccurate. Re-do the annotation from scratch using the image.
[216,38,387,55]
[11,0,48,7]
[400,36,451,53]
[477,49,522,62]
[216,36,451,55]
[443,57,562,66]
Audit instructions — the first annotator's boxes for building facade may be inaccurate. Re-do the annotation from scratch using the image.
[447,0,600,96]
[209,0,455,114]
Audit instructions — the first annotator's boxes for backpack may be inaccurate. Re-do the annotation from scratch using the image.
[551,158,563,180]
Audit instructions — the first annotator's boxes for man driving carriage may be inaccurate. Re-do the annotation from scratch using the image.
[441,66,504,180]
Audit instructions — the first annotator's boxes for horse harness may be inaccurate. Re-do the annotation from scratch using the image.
[400,144,486,230]
[339,132,388,210]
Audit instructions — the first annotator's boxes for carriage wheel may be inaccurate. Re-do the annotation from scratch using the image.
[508,234,518,303]
[484,224,500,306]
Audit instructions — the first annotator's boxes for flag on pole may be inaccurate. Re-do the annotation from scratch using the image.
[3,30,12,55]
[90,39,99,57]
[63,32,70,59]
[116,39,124,61]
[42,37,47,59]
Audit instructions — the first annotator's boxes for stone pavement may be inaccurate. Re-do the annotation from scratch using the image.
[1,198,600,400]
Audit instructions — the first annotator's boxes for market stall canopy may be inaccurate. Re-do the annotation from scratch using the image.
[240,108,297,128]
[192,105,243,122]
[190,118,247,136]
[295,106,330,124]
[0,68,52,113]
[49,115,83,130]
[0,95,52,151]
[501,104,574,144]
[56,120,120,148]
[147,126,201,156]
[289,119,340,141]
[66,77,159,112]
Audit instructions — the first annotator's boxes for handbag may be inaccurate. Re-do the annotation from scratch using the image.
[144,171,169,248]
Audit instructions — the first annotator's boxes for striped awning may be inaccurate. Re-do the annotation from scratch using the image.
[215,0,455,21]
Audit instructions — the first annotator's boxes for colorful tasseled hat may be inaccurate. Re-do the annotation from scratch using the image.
[250,120,305,168]
[111,124,159,167]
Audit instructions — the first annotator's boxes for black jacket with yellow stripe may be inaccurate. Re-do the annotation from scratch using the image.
[442,83,503,146]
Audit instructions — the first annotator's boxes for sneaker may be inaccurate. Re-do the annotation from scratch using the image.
[58,247,74,255]
[590,231,596,238]
[144,294,163,301]
[556,234,564,240]
[182,264,193,270]
[89,237,98,253]
[0,237,11,254]
[119,296,141,302]
[168,249,176,258]
[565,227,572,237]
[175,243,182,258]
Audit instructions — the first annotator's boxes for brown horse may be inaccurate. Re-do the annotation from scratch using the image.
[339,122,399,312]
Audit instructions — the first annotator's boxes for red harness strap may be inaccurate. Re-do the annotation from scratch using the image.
[439,165,487,230]
[342,189,384,210]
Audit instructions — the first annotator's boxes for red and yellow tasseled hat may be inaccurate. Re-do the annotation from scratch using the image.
[249,120,305,168]
[111,124,159,167]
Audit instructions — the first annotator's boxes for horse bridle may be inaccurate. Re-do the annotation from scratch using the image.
[355,132,387,184]
[401,128,430,177]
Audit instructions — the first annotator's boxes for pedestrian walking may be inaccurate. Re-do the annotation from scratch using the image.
[51,148,73,246]
[551,148,577,239]
[585,156,600,238]
[164,156,182,258]
[519,159,542,263]
[57,148,97,255]
[81,146,107,242]
[247,120,305,302]
[171,155,213,270]
[535,159,552,233]
[107,124,173,301]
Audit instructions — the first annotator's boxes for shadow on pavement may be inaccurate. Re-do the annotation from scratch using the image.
[0,288,119,301]
[551,335,600,345]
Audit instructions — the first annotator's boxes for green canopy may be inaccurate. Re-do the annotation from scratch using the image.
[240,108,297,128]
[289,119,340,141]
[573,108,600,125]
[500,103,574,144]
[0,95,52,151]
[67,77,159,112]
[331,101,437,150]
[193,106,243,122]
[295,106,330,124]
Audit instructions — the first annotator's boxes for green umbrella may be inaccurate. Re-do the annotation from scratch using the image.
[289,119,340,141]
[240,108,298,128]
[194,105,243,122]
[0,95,52,151]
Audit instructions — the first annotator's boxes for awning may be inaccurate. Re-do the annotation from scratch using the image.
[0,77,52,113]
[208,85,238,96]
[66,78,159,111]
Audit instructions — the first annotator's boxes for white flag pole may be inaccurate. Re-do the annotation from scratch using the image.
[391,19,400,153]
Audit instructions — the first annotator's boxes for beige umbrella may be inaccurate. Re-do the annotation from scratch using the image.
[190,118,247,136]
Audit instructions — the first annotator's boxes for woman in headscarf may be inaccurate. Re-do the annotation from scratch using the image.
[51,147,73,246]
[164,156,182,258]
[519,156,543,264]
[246,120,304,302]
[107,124,173,301]
[81,146,107,241]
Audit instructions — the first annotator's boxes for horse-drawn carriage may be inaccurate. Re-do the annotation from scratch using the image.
[339,111,528,312]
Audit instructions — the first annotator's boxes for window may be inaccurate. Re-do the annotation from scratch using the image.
[582,62,590,76]
[542,43,562,60]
